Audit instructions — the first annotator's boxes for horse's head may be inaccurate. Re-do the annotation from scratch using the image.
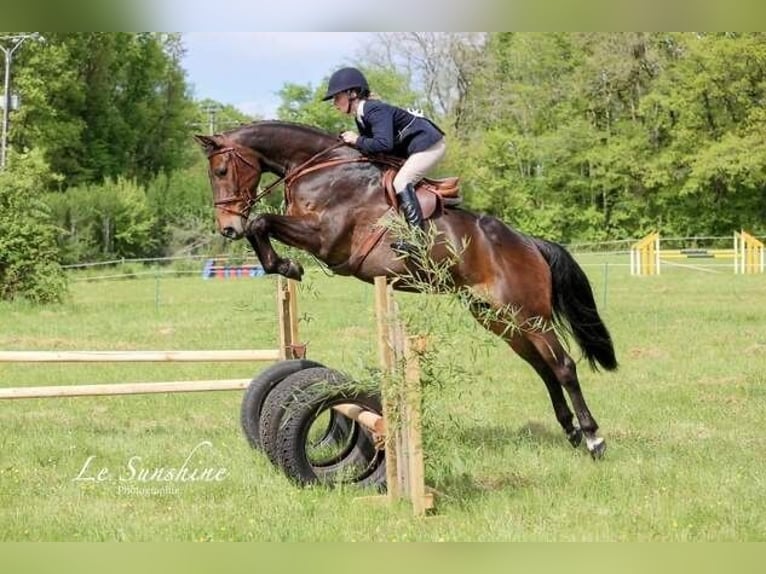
[194,134,262,240]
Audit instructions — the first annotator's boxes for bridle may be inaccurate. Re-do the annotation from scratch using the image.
[208,146,262,218]
[207,140,367,217]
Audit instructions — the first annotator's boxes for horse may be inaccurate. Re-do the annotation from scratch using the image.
[195,120,617,458]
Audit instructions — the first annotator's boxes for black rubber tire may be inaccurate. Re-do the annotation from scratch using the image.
[240,359,324,449]
[259,367,352,466]
[268,367,387,489]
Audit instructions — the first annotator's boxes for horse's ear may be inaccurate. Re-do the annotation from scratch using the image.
[194,134,220,155]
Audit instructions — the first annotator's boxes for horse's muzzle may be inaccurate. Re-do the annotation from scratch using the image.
[221,226,243,240]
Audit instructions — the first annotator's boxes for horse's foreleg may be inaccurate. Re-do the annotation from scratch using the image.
[244,214,321,281]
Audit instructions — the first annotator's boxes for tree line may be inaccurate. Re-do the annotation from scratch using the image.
[272,33,766,242]
[1,32,764,302]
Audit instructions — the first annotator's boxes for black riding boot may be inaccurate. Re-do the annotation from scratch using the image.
[391,184,424,255]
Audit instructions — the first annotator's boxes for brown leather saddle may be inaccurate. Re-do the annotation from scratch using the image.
[382,168,462,220]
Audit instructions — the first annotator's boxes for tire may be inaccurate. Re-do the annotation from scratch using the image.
[259,367,351,466]
[267,367,387,489]
[240,359,324,449]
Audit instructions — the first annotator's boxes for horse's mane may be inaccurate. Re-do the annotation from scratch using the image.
[225,120,340,146]
[220,120,366,174]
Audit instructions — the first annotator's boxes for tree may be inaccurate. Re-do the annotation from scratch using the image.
[366,33,486,131]
[0,149,67,303]
[640,33,766,235]
[11,33,198,188]
[45,177,158,264]
[454,32,766,240]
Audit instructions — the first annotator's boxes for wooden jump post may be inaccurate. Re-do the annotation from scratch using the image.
[0,277,302,400]
[734,230,765,274]
[374,276,432,516]
[345,277,430,515]
[630,232,660,276]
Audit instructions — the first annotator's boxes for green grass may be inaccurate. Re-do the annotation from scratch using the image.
[0,260,765,541]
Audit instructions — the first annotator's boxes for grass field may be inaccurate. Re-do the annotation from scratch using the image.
[0,256,764,541]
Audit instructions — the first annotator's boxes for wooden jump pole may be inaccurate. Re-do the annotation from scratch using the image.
[332,403,385,435]
[0,350,281,363]
[0,379,251,399]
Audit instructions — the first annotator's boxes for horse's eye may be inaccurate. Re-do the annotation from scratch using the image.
[214,166,227,177]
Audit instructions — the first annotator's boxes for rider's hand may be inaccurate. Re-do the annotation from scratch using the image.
[340,131,359,146]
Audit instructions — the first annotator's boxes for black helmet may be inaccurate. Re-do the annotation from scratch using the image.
[322,67,369,101]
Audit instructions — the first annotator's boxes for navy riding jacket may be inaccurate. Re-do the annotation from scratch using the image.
[354,100,444,158]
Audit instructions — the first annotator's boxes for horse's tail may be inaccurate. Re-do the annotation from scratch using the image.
[532,237,618,372]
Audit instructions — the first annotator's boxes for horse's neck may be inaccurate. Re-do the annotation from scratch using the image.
[236,126,338,175]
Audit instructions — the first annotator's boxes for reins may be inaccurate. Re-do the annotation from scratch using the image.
[257,140,350,203]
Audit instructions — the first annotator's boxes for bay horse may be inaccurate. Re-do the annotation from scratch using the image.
[195,120,617,458]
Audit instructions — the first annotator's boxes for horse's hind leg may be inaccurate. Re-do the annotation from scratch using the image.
[509,336,582,447]
[524,331,606,458]
[473,305,605,457]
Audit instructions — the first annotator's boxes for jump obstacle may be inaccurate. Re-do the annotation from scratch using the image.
[630,230,764,276]
[241,276,430,515]
[0,273,430,514]
[308,277,431,515]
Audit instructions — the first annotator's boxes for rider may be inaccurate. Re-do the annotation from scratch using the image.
[323,66,446,255]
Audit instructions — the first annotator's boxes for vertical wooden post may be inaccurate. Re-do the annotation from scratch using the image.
[287,278,299,348]
[277,277,301,360]
[374,277,393,371]
[391,317,408,502]
[372,276,432,516]
[403,334,429,516]
[375,276,399,501]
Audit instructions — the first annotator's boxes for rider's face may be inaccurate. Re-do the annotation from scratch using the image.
[333,92,354,115]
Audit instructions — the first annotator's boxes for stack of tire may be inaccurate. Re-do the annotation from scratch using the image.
[240,359,387,489]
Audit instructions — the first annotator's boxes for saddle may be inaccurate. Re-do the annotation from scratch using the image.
[381,167,462,220]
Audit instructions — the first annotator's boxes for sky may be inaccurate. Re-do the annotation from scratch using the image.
[180,32,375,119]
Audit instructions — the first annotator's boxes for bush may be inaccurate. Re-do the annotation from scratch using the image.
[45,176,158,264]
[0,150,67,303]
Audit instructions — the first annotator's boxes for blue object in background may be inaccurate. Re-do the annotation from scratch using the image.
[202,259,265,279]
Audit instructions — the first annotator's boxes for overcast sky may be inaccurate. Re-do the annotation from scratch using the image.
[180,32,375,118]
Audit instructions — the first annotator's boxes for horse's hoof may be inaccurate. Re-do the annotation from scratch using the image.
[586,437,607,460]
[567,428,583,448]
[280,260,304,281]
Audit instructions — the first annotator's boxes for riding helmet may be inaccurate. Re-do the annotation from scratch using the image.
[323,67,369,101]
